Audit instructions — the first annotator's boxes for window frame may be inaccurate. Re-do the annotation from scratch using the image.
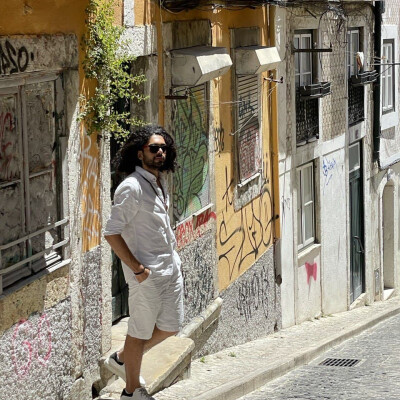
[347,29,361,78]
[382,40,395,113]
[297,162,315,251]
[0,73,68,295]
[234,73,262,184]
[172,83,211,224]
[294,31,313,87]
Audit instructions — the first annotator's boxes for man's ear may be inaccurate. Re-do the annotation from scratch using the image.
[138,150,143,161]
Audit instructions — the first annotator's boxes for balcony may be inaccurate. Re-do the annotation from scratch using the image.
[296,89,319,146]
[348,80,364,126]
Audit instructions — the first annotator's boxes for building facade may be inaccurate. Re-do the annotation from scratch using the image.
[276,0,400,328]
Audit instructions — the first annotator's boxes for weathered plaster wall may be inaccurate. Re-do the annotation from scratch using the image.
[0,299,74,400]
[179,231,218,323]
[198,248,279,356]
[320,148,348,314]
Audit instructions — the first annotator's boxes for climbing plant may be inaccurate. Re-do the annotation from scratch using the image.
[79,0,146,143]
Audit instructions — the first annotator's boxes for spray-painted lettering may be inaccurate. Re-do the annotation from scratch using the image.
[12,314,52,378]
[0,40,32,75]
[236,265,270,322]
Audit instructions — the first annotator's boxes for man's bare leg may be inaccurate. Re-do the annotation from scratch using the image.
[122,335,145,393]
[118,327,177,362]
[144,326,177,353]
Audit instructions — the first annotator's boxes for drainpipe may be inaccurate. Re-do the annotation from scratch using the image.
[372,0,384,166]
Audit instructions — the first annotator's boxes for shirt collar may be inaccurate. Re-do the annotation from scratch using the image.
[136,166,165,184]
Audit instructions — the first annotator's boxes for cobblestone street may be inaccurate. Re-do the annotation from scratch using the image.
[239,313,400,400]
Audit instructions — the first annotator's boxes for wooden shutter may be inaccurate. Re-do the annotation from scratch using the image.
[236,74,261,182]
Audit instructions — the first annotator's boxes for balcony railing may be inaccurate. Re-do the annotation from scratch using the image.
[296,89,319,145]
[348,80,364,126]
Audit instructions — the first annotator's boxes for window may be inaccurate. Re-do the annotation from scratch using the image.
[235,74,261,182]
[172,84,210,222]
[0,75,68,294]
[297,162,315,250]
[347,28,365,126]
[294,32,313,87]
[347,29,360,77]
[294,31,319,145]
[382,40,395,113]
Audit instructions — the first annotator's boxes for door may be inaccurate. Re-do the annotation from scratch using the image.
[349,142,365,303]
[110,98,129,322]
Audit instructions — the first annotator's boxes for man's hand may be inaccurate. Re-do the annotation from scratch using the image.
[135,266,151,283]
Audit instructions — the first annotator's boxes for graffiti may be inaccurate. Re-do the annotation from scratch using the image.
[0,40,32,75]
[213,124,224,155]
[322,156,337,188]
[81,134,101,250]
[194,208,216,230]
[175,207,216,249]
[238,94,256,119]
[305,262,318,285]
[12,314,52,378]
[181,242,214,318]
[173,87,209,222]
[236,266,270,322]
[218,153,274,281]
[0,107,18,181]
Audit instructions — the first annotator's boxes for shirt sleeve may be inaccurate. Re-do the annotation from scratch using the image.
[103,180,140,236]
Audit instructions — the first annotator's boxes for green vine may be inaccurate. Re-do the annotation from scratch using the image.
[79,0,146,143]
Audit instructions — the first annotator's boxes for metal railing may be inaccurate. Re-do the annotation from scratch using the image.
[296,89,319,145]
[348,81,364,126]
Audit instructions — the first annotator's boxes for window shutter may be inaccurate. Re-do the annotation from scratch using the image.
[173,84,210,222]
[236,74,261,181]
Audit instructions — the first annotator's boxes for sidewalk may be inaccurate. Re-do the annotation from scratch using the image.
[153,296,400,400]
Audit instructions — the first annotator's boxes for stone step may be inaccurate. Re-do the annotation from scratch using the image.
[97,336,195,399]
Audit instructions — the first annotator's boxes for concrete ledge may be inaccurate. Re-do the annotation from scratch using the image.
[143,336,195,394]
[179,297,223,342]
[98,336,194,399]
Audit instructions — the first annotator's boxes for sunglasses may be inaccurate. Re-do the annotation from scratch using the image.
[143,144,168,154]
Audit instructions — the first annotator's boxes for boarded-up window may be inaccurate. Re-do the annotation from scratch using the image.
[236,74,261,182]
[0,76,67,293]
[172,84,210,222]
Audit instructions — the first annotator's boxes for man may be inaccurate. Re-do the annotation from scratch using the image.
[103,125,184,400]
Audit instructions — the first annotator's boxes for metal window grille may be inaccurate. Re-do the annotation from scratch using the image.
[294,31,319,144]
[348,83,365,126]
[296,89,319,144]
[0,75,68,294]
[172,84,210,222]
[236,74,261,182]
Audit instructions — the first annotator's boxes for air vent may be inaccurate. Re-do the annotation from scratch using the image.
[319,358,361,367]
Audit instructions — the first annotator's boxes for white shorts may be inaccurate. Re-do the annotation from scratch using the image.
[124,264,184,340]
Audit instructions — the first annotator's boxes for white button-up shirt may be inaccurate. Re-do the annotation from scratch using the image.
[104,166,180,276]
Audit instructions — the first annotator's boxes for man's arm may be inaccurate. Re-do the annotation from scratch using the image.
[105,234,150,283]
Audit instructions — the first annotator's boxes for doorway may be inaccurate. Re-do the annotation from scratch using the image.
[349,142,365,303]
[382,183,395,299]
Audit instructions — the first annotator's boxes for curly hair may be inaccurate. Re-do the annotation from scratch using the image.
[113,125,177,176]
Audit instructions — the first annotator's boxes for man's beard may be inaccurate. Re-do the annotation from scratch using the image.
[142,154,165,170]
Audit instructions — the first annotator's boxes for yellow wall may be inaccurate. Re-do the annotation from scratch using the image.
[132,3,279,291]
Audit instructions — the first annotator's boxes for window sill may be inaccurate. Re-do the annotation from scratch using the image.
[297,242,321,263]
[381,109,399,131]
[0,258,71,299]
[237,172,260,189]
